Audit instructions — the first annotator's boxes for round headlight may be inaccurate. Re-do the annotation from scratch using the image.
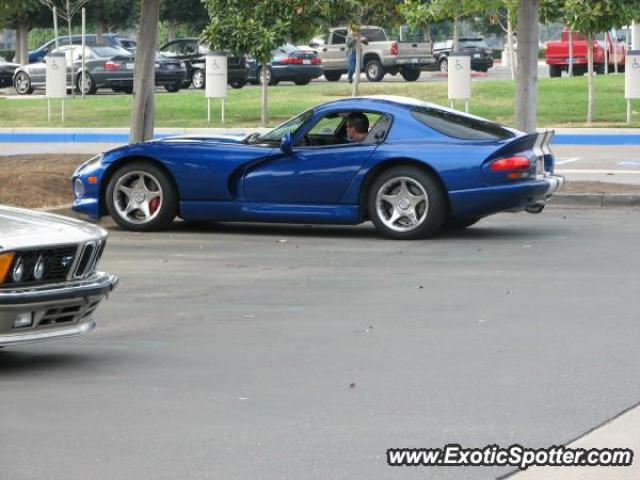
[74,178,85,199]
[34,255,46,280]
[11,257,24,282]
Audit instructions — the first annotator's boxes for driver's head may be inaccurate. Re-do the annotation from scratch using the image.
[345,112,369,143]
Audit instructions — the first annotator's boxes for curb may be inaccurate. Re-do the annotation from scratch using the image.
[551,193,640,207]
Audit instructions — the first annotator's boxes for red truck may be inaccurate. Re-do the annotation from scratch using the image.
[545,29,626,77]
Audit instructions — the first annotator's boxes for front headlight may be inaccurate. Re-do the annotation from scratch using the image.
[180,62,186,69]
[74,178,85,199]
[74,153,104,175]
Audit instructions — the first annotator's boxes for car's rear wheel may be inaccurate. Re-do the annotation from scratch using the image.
[191,68,205,89]
[365,58,385,81]
[258,66,277,85]
[106,161,178,231]
[14,71,33,95]
[549,65,562,77]
[164,83,181,92]
[368,167,447,240]
[229,78,246,89]
[323,71,341,81]
[400,67,421,81]
[77,72,97,95]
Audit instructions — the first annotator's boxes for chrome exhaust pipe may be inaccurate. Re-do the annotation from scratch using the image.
[526,203,545,214]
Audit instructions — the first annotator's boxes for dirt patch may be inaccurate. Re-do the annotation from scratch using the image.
[0,154,639,209]
[0,154,92,208]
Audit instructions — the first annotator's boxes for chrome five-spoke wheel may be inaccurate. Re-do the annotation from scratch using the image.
[106,162,177,231]
[376,177,428,232]
[113,171,163,224]
[368,166,446,239]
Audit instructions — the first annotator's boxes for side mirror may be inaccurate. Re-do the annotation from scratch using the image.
[280,132,292,154]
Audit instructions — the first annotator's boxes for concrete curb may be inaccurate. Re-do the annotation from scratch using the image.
[551,193,640,208]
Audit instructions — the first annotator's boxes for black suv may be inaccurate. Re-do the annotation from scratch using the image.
[159,38,249,89]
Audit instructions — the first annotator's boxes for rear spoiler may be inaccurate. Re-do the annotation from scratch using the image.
[486,130,555,162]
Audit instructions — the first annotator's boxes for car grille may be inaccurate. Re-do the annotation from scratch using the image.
[38,299,102,326]
[1,245,77,287]
[1,240,106,287]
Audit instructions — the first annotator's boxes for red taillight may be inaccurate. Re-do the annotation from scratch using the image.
[390,41,398,56]
[489,156,530,172]
[282,57,303,64]
[104,61,121,70]
[311,56,322,64]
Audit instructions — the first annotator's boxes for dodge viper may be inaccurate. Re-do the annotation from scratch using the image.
[72,96,563,239]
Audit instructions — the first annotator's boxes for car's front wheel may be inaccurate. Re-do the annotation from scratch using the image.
[368,167,447,240]
[400,67,421,81]
[191,68,205,89]
[77,72,97,95]
[229,78,246,89]
[106,161,178,231]
[439,58,448,72]
[14,71,33,95]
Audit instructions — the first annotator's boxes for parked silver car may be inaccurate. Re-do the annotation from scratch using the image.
[0,205,118,347]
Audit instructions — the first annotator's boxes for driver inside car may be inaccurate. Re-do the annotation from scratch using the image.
[345,112,369,143]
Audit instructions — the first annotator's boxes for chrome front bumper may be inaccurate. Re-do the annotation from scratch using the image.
[0,272,118,347]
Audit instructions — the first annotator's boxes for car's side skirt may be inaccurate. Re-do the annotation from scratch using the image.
[180,201,361,225]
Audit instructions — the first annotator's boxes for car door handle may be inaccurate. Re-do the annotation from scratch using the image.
[340,47,345,51]
[322,48,327,52]
[412,43,418,47]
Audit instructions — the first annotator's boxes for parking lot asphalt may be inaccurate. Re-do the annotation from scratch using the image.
[1,208,639,480]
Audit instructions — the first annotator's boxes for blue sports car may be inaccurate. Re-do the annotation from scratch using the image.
[72,96,563,239]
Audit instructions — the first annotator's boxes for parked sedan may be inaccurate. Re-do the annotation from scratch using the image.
[0,57,19,88]
[433,37,495,72]
[71,96,563,240]
[248,44,324,85]
[159,38,249,89]
[13,45,186,95]
[26,34,136,63]
[0,204,118,347]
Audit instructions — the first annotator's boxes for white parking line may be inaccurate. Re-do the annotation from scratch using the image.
[556,158,581,165]
[617,161,640,167]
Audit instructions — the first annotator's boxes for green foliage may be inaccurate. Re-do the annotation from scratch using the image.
[160,0,207,31]
[86,0,139,32]
[0,0,50,28]
[202,1,337,62]
[542,0,636,33]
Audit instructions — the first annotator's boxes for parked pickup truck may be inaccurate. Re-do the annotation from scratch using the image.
[316,26,435,82]
[545,29,626,77]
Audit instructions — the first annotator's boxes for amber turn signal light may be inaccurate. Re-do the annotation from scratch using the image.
[0,252,16,283]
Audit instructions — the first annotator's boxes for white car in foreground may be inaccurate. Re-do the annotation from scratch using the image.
[0,205,117,347]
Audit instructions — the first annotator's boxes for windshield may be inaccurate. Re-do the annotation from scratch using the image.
[460,40,488,49]
[253,110,314,144]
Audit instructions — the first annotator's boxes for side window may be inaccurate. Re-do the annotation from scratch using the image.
[161,41,181,55]
[298,111,386,147]
[332,29,347,45]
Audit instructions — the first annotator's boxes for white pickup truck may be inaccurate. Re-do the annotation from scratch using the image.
[315,26,435,82]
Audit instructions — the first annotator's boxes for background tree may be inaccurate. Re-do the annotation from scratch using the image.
[160,0,207,43]
[203,0,337,125]
[86,0,138,42]
[514,0,540,133]
[129,0,159,143]
[0,0,49,64]
[543,0,630,123]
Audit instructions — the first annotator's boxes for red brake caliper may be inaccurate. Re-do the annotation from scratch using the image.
[149,196,160,214]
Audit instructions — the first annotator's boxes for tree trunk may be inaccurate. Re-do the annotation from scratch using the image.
[507,18,515,80]
[587,33,594,124]
[67,2,75,97]
[604,31,609,75]
[96,20,108,44]
[168,20,178,42]
[514,0,539,133]
[568,30,573,76]
[453,16,459,52]
[352,36,362,97]
[129,0,160,144]
[614,30,618,74]
[260,63,268,125]
[15,23,28,64]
